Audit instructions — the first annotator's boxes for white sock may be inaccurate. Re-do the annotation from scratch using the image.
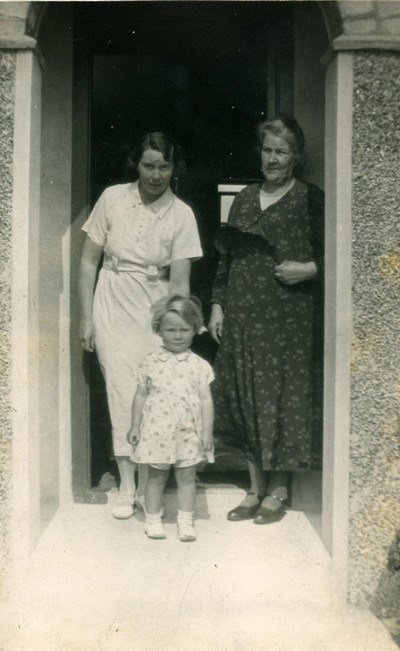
[178,510,194,522]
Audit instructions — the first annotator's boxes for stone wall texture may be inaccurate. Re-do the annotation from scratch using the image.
[349,51,400,617]
[338,0,400,37]
[0,50,16,597]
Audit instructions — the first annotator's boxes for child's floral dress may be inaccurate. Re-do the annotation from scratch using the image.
[131,347,214,466]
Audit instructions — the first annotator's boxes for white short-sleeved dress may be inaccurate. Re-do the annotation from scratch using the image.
[131,347,215,467]
[82,182,203,456]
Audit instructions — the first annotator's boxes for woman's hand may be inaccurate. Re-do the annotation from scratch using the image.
[127,429,140,446]
[79,317,95,353]
[208,303,224,343]
[78,237,103,352]
[274,260,317,285]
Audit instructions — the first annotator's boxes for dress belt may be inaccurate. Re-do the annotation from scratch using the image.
[103,255,168,282]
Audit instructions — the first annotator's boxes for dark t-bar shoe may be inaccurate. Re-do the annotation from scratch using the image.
[253,494,288,525]
[227,493,263,521]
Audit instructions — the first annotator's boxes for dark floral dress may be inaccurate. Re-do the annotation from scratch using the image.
[211,180,324,471]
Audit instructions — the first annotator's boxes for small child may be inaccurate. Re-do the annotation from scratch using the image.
[128,295,214,541]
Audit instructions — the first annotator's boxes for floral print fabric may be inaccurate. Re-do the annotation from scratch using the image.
[211,180,324,471]
[131,347,215,466]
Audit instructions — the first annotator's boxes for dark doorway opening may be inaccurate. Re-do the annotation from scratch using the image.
[74,1,295,488]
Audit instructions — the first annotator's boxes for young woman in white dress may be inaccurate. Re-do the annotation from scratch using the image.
[79,132,202,518]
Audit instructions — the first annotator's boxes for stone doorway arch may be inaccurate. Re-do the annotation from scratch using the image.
[3,2,400,613]
[0,0,339,583]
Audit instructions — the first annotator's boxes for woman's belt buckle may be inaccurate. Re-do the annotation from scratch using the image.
[146,265,160,284]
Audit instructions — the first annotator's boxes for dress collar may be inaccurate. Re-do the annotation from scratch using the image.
[129,181,174,219]
[228,179,305,231]
[157,346,191,362]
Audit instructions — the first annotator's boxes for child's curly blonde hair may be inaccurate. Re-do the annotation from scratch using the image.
[151,295,204,334]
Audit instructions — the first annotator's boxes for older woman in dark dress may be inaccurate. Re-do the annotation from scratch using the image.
[209,116,324,524]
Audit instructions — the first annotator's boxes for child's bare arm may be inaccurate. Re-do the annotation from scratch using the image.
[127,385,147,446]
[199,386,214,450]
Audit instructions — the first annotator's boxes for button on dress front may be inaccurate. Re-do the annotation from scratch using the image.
[82,182,202,456]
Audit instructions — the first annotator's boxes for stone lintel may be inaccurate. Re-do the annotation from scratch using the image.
[321,32,400,70]
[0,34,36,49]
[333,33,400,51]
[0,5,36,50]
[338,0,374,19]
[376,0,400,20]
[381,16,400,35]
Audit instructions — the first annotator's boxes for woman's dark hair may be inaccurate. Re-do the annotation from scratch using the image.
[256,115,305,175]
[126,131,186,176]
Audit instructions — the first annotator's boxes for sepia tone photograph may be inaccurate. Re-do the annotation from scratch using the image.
[0,1,399,649]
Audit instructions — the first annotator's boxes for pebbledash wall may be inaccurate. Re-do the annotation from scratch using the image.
[0,50,15,598]
[349,50,400,614]
[0,0,399,617]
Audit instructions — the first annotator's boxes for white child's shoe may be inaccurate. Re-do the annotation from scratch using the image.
[112,493,136,519]
[177,511,196,542]
[145,513,166,539]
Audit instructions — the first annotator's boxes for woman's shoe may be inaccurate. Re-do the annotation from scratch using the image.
[227,492,264,521]
[253,493,288,525]
[112,494,136,519]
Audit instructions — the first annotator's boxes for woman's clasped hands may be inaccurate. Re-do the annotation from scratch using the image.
[274,260,317,285]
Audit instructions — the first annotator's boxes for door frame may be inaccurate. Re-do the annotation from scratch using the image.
[8,1,353,598]
[70,4,297,500]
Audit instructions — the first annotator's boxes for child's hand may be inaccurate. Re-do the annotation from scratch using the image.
[127,429,140,446]
[201,433,214,452]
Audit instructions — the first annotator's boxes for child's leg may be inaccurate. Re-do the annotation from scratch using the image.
[175,465,197,512]
[144,465,169,539]
[175,465,197,542]
[145,466,169,514]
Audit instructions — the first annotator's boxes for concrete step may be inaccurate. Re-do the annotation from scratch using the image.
[1,486,396,651]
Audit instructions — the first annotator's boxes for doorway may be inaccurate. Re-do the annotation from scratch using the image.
[71,2,325,499]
